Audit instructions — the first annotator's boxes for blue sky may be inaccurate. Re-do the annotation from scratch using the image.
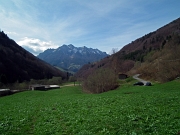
[0,0,180,55]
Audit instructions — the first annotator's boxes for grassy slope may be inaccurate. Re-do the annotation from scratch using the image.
[0,80,180,134]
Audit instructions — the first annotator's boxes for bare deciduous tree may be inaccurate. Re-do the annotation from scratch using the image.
[82,68,118,93]
[110,48,119,55]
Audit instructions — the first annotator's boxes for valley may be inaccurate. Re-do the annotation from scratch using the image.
[0,78,179,134]
[1,1,180,134]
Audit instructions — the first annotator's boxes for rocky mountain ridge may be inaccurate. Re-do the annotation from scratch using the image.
[37,44,108,72]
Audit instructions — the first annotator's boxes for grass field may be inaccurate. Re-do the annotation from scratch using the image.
[0,80,180,134]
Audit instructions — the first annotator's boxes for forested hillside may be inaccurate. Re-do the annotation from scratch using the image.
[0,31,66,84]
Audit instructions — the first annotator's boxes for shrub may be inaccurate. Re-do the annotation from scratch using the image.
[69,76,77,82]
[82,68,118,93]
[69,76,77,86]
[47,77,62,85]
[13,81,29,90]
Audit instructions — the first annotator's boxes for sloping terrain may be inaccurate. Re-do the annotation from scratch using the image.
[37,44,108,72]
[76,18,180,82]
[0,31,66,84]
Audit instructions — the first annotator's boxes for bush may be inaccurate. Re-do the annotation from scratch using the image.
[69,76,77,82]
[30,77,63,85]
[125,77,134,83]
[69,76,77,86]
[47,77,62,85]
[13,82,29,90]
[82,68,118,93]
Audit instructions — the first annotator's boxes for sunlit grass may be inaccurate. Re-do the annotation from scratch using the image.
[0,80,180,134]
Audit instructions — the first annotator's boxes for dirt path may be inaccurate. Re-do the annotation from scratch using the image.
[133,74,149,85]
[61,83,80,87]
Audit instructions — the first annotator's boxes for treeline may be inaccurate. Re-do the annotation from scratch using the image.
[0,77,63,90]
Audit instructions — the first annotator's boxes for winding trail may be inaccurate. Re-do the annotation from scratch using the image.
[133,74,149,85]
[61,83,80,87]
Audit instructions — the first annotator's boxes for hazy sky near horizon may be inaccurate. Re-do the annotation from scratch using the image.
[0,0,180,55]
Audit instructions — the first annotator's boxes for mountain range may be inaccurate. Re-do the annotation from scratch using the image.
[76,17,180,82]
[1,17,179,84]
[0,31,66,84]
[37,44,108,72]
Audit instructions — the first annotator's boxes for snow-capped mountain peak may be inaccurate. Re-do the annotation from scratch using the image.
[37,44,108,72]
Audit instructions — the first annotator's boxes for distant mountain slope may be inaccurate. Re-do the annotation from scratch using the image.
[0,31,66,84]
[37,44,108,72]
[76,18,180,82]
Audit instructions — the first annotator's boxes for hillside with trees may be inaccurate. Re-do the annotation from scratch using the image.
[76,17,180,88]
[0,31,66,85]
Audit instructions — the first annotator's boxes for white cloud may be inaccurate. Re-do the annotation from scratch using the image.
[1,0,180,56]
[17,37,59,56]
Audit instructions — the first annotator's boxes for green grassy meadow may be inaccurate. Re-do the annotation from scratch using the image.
[0,80,180,134]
